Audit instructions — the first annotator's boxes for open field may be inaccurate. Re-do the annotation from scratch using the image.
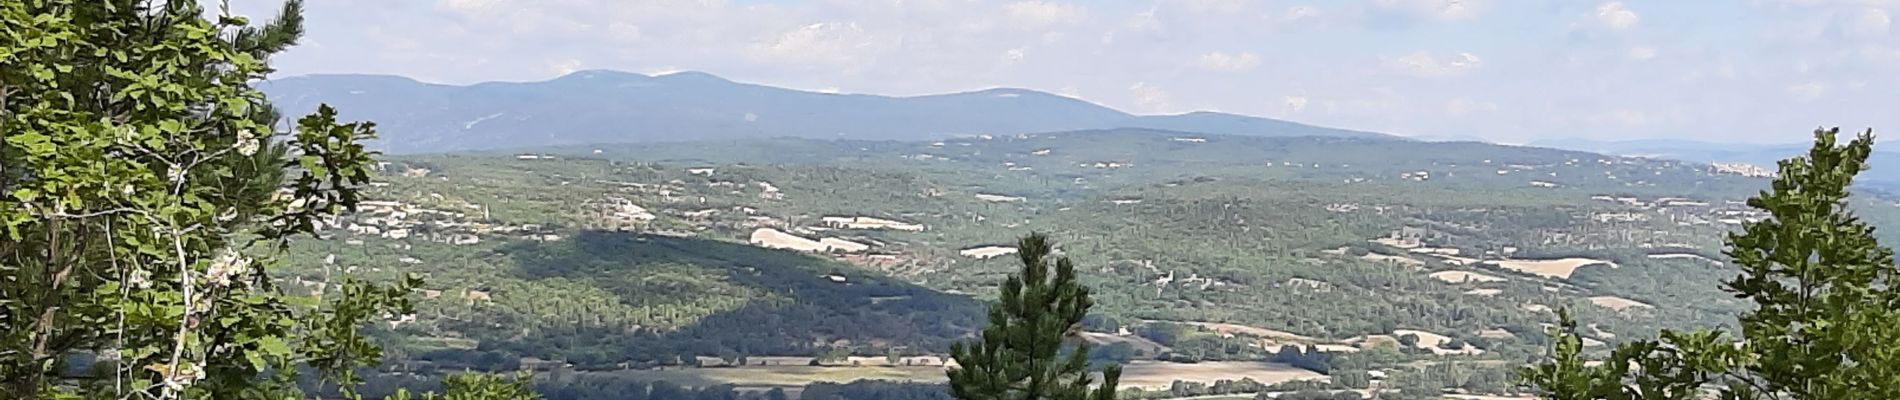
[1117,361,1327,390]
[1487,258,1617,279]
[1430,271,1506,284]
[1166,321,1318,342]
[585,365,947,390]
[1081,332,1172,354]
[1590,296,1655,311]
[1648,253,1723,266]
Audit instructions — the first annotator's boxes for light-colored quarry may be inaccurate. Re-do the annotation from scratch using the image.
[959,246,1019,259]
[975,193,1026,202]
[1430,271,1506,283]
[749,228,872,254]
[1590,296,1654,311]
[820,216,926,231]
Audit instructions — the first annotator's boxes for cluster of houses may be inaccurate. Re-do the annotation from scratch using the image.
[1587,195,1766,226]
[819,216,926,232]
[1080,161,1133,169]
[590,196,658,228]
[339,199,543,245]
[1710,162,1777,178]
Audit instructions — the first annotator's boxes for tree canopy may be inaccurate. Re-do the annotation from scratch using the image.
[1522,128,1900,399]
[947,233,1120,400]
[1,1,529,398]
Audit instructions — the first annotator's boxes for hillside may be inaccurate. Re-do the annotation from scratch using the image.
[1531,137,1900,189]
[278,129,1900,396]
[285,211,985,370]
[257,70,1391,154]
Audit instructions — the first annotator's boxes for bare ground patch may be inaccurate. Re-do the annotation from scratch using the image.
[1486,258,1617,279]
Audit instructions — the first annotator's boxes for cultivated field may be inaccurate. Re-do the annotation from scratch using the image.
[1430,271,1506,284]
[587,365,946,390]
[1590,296,1655,311]
[1081,332,1172,354]
[1487,258,1617,279]
[1116,361,1327,390]
[1167,321,1318,342]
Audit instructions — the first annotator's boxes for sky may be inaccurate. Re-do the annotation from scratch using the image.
[223,0,1900,144]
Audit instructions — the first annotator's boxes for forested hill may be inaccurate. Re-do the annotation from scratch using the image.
[287,227,984,370]
[256,70,1391,154]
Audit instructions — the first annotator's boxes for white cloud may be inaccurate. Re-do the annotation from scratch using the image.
[1283,95,1310,113]
[1858,44,1900,65]
[1788,82,1827,101]
[1386,51,1483,77]
[749,22,879,68]
[1004,48,1028,63]
[550,59,586,75]
[1125,6,1163,32]
[640,66,683,75]
[1281,5,1323,22]
[1375,0,1484,21]
[608,22,643,42]
[436,0,502,13]
[1842,7,1892,38]
[1006,1,1086,26]
[1597,2,1640,30]
[1596,109,1649,126]
[1171,0,1251,14]
[1196,52,1262,71]
[1445,97,1499,115]
[1130,82,1174,113]
[249,0,1900,143]
[1628,45,1658,60]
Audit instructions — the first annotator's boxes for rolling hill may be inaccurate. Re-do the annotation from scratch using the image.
[278,128,1900,398]
[1532,137,1900,189]
[258,70,1394,154]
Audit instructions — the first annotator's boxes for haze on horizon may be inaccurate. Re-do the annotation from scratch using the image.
[225,0,1898,144]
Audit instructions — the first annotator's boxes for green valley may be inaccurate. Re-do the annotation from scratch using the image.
[271,129,1886,398]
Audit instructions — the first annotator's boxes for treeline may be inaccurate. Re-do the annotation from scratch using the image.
[350,376,948,400]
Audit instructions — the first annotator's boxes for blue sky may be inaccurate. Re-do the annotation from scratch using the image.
[228,0,1900,144]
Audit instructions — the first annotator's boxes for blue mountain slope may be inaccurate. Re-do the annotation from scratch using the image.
[259,70,1395,153]
[1530,137,1900,190]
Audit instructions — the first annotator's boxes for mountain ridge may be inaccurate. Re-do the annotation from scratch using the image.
[259,70,1397,154]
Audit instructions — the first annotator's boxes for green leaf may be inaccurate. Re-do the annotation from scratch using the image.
[245,351,267,371]
[257,336,290,357]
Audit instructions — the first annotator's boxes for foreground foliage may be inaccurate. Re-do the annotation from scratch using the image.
[0,1,529,398]
[1522,128,1900,399]
[947,234,1120,400]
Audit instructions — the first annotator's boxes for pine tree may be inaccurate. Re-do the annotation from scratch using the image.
[947,233,1120,400]
[1522,128,1900,399]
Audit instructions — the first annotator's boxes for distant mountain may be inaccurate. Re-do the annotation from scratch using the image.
[258,70,1395,154]
[1527,137,1899,167]
[1531,137,1900,190]
[1409,134,1496,143]
[1529,138,1802,162]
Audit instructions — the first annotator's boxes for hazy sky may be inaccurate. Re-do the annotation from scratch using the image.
[228,0,1899,144]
